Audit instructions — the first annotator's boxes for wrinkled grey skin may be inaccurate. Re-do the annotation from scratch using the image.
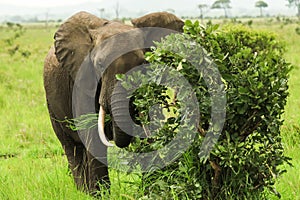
[43,11,184,194]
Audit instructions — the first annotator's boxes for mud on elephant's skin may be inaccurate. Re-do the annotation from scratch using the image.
[43,11,184,194]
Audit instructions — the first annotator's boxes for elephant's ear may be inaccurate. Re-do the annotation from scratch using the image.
[131,12,184,32]
[54,11,108,79]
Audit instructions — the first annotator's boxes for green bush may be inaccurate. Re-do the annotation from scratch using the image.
[123,20,292,199]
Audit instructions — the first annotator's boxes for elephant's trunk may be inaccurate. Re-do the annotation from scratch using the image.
[111,83,133,148]
[98,106,114,147]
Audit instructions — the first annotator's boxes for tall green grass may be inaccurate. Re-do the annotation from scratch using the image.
[252,22,300,199]
[258,23,300,200]
[0,20,299,199]
[0,27,60,158]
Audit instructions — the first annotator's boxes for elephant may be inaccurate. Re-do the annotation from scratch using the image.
[43,11,184,195]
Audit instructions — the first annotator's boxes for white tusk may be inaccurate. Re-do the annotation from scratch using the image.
[98,106,114,147]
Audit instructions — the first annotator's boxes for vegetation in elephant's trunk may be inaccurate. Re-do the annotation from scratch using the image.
[121,21,292,199]
[62,113,110,131]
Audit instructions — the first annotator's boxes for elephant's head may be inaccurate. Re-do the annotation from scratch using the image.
[54,11,145,148]
[53,11,185,149]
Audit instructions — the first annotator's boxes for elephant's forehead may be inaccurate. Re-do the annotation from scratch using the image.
[93,29,144,55]
[94,22,135,44]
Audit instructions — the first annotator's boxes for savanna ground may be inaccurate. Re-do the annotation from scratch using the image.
[0,18,299,199]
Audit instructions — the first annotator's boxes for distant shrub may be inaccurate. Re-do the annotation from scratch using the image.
[276,16,281,22]
[282,17,294,25]
[2,22,31,58]
[124,21,292,199]
[295,27,300,35]
[247,20,253,27]
[3,22,25,46]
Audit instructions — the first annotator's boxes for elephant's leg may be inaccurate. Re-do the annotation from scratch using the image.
[48,111,88,190]
[64,143,88,191]
[81,128,110,194]
[87,151,110,194]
